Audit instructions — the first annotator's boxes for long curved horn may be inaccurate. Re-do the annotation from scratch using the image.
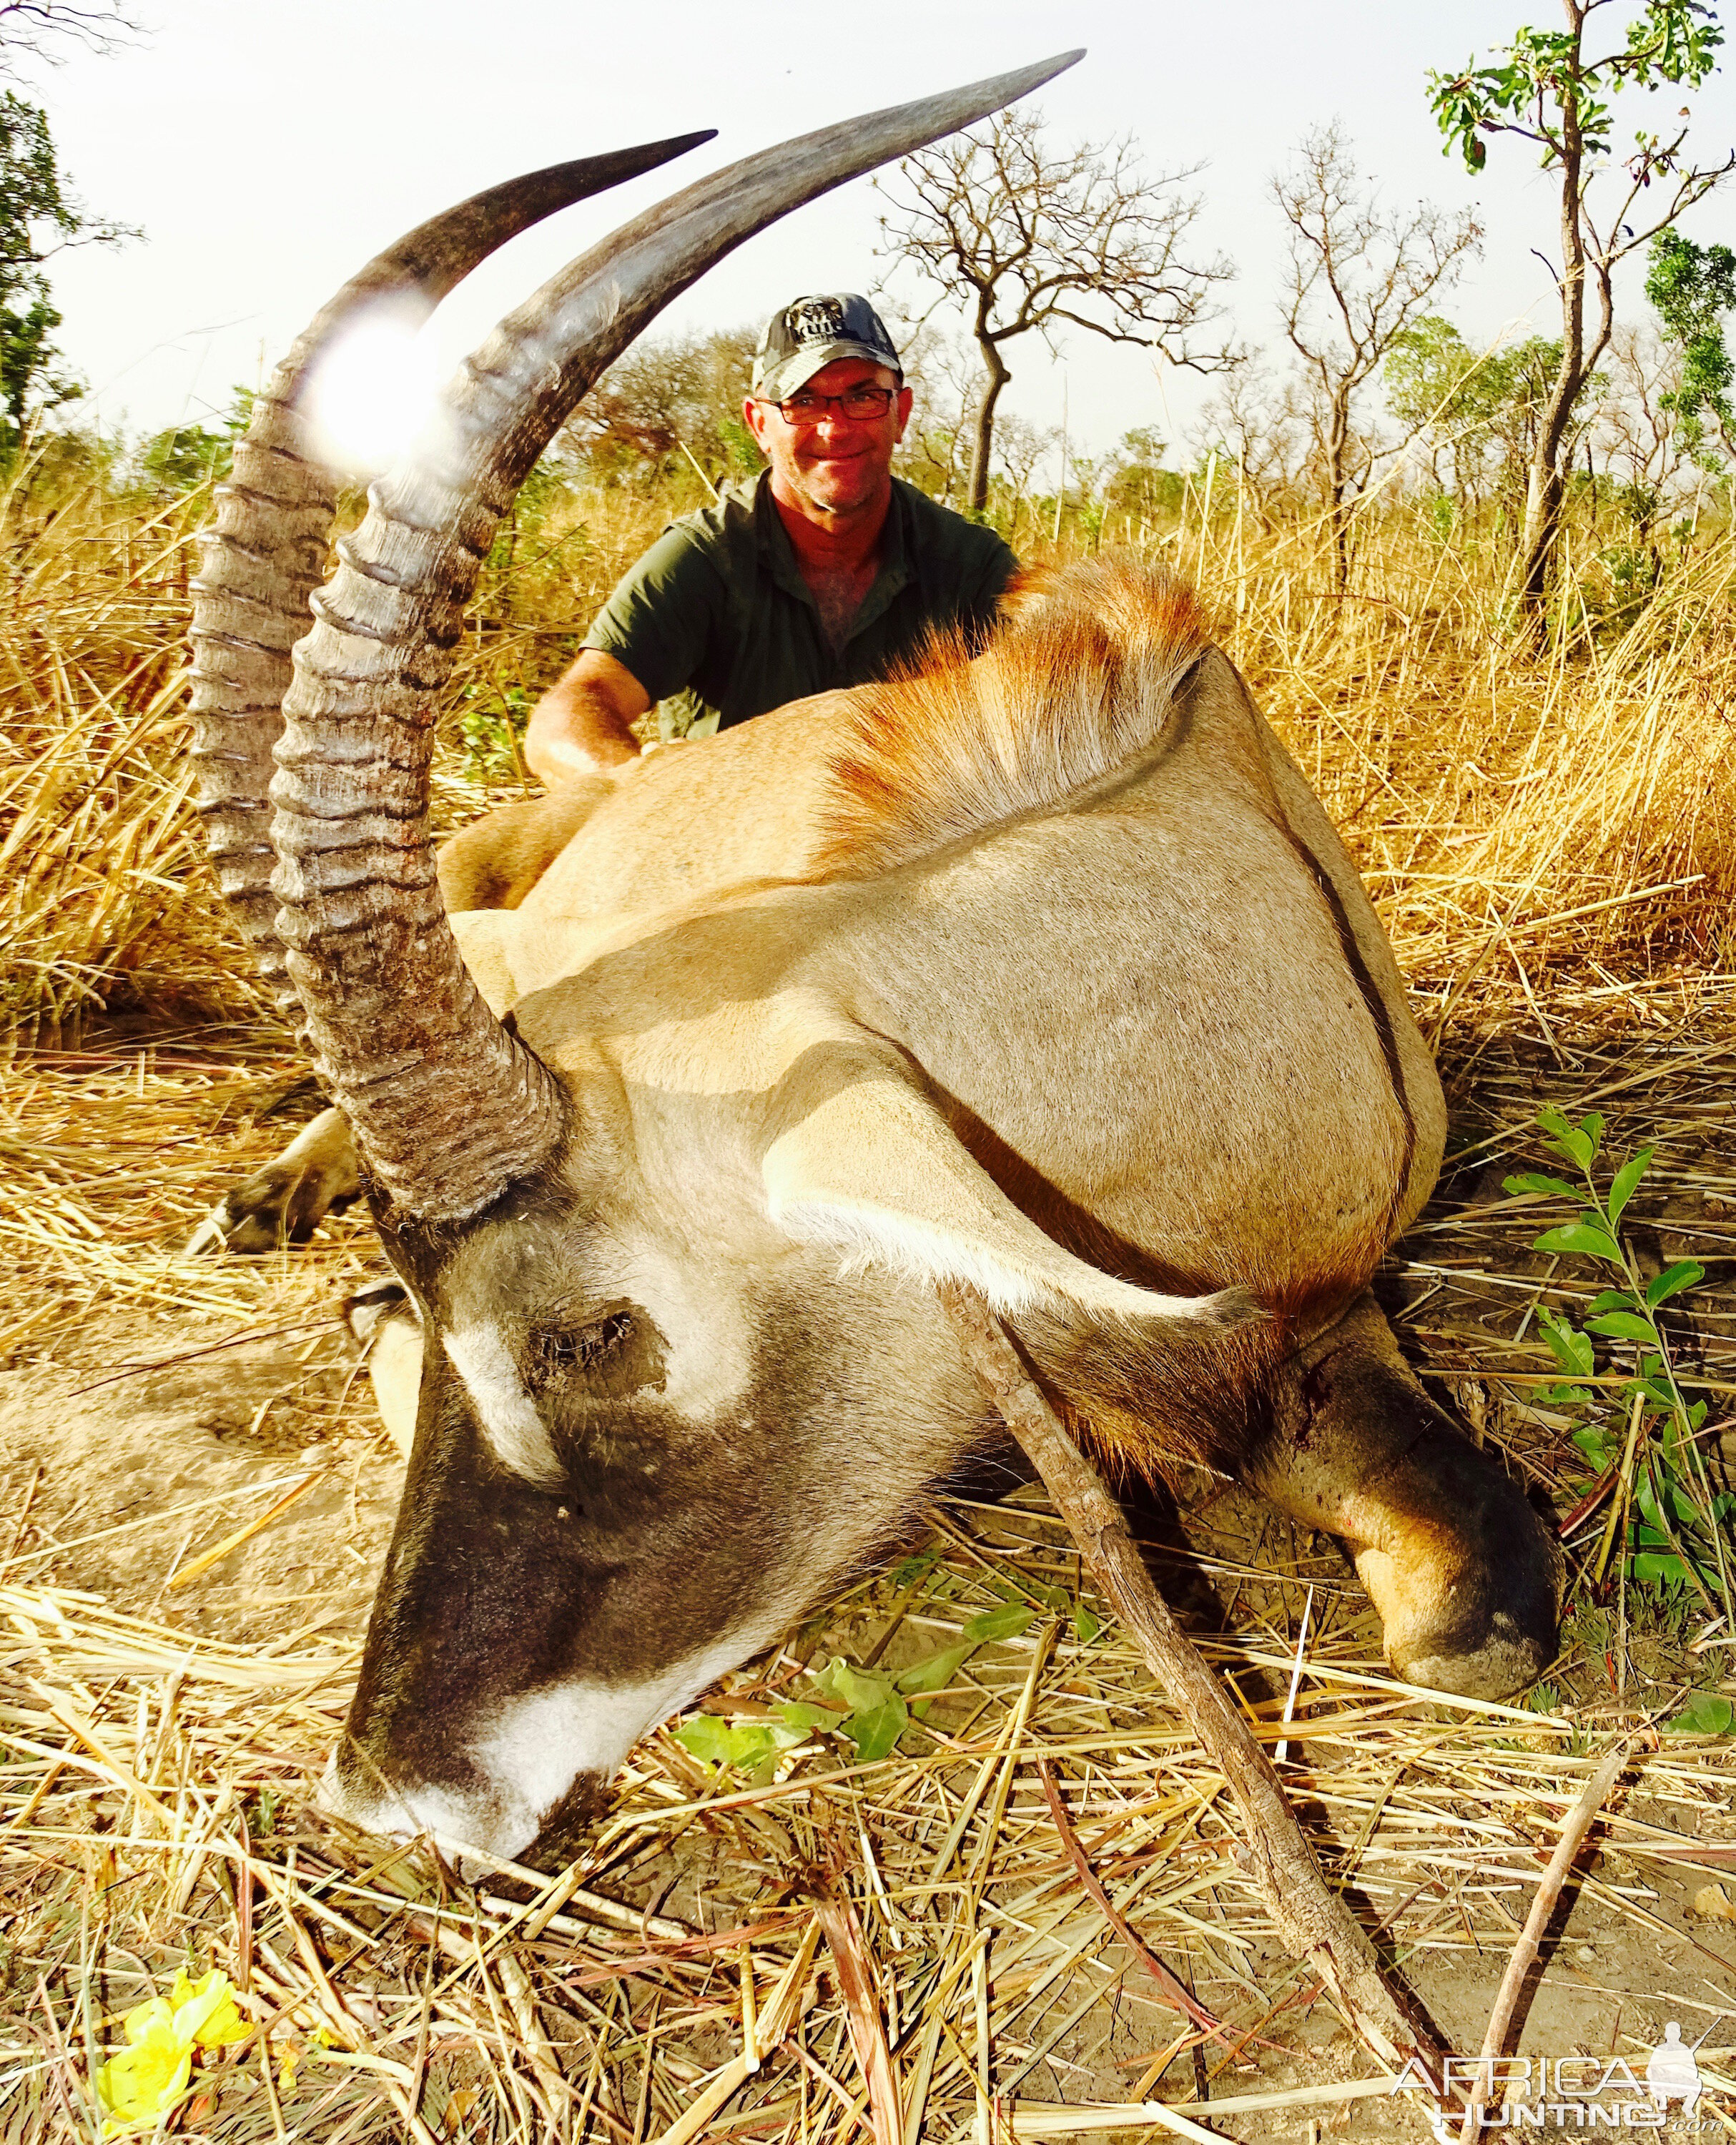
[272,52,1085,1226]
[189,134,715,1009]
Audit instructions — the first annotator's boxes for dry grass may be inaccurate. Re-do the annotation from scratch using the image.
[6,461,1735,1041]
[0,478,245,1045]
[0,474,671,1048]
[4,1456,1734,2143]
[4,465,1736,2141]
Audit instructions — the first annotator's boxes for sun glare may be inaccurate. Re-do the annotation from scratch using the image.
[304,305,440,473]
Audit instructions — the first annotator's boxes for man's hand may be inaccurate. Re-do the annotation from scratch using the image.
[525,649,653,785]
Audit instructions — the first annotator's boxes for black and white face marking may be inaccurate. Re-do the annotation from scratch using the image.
[442,1318,565,1488]
[442,1298,662,1489]
[320,1627,776,1867]
[325,1188,993,1868]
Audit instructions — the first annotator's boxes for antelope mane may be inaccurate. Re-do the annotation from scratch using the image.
[819,557,1210,878]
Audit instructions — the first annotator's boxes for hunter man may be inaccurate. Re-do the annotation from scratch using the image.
[523,294,1017,781]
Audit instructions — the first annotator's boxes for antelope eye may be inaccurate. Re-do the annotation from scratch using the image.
[530,1311,634,1385]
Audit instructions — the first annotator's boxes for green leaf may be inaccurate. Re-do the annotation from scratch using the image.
[1646,1260,1705,1306]
[1534,1220,1622,1263]
[738,1729,786,1780]
[809,1657,912,1761]
[1634,1474,1670,1532]
[1585,1311,1657,1343]
[1588,1289,1633,1316]
[896,1644,975,1697]
[813,1657,896,1715]
[842,1694,909,1762]
[1539,1307,1595,1379]
[1606,1147,1654,1228]
[673,1716,735,1766]
[1572,1425,1614,1469]
[1665,1691,1736,1737]
[1538,1106,1604,1169]
[1072,1604,1103,1644]
[1503,1172,1580,1200]
[674,1718,784,1777]
[962,1604,1037,1644]
[775,1700,844,1737]
[1668,1484,1705,1529]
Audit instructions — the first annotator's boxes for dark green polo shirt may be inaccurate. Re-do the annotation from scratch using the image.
[582,472,1018,739]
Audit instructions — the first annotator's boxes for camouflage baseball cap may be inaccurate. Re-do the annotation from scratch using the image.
[752,294,902,403]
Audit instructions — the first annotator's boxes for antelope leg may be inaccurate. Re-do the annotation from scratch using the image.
[182,1105,360,1254]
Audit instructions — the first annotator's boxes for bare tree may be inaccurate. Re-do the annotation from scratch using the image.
[1430,1,1735,618]
[1593,324,1699,574]
[1191,360,1311,531]
[994,410,1060,537]
[0,1,137,73]
[874,105,1233,512]
[564,324,761,490]
[886,319,977,503]
[1275,123,1482,588]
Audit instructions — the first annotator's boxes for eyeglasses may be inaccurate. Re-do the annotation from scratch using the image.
[761,385,899,425]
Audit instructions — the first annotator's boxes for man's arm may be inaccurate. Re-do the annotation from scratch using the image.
[524,648,652,786]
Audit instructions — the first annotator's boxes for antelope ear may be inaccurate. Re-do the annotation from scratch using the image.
[760,1042,1244,1331]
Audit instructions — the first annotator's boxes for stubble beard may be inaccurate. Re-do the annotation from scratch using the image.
[785,448,889,527]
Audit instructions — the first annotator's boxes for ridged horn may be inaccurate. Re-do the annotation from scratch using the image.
[188,133,715,1010]
[271,52,1084,1226]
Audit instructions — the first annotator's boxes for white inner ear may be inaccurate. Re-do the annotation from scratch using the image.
[762,1063,1222,1326]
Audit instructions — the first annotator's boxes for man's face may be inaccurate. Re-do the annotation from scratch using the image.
[744,357,914,524]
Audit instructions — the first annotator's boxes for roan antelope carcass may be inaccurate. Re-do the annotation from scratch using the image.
[189,59,1561,1869]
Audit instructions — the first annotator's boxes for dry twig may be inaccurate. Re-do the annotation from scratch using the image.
[1455,1743,1630,2141]
[939,1281,1444,2081]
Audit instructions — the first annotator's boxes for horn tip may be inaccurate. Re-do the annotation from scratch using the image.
[1019,47,1087,84]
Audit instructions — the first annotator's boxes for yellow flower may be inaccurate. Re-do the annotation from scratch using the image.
[169,1969,250,2049]
[276,2025,332,2094]
[96,2003,192,2136]
[95,1971,249,2135]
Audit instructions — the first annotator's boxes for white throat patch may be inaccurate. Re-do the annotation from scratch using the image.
[443,1321,563,1489]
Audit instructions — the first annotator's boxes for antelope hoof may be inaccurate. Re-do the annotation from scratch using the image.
[184,1165,335,1253]
[183,1107,360,1256]
[1255,1293,1564,1702]
[1349,1429,1563,1699]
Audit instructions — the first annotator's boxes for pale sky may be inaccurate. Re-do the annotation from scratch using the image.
[30,0,1736,470]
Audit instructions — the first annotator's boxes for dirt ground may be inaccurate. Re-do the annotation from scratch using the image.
[4,992,1735,2140]
[0,1311,399,1648]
